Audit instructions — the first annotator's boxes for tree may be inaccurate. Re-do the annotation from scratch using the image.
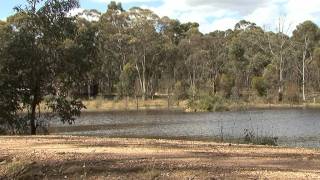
[116,63,136,97]
[98,2,131,94]
[252,76,268,97]
[0,20,25,133]
[267,18,291,102]
[72,16,100,98]
[292,21,319,101]
[128,7,161,100]
[228,35,248,97]
[2,0,84,135]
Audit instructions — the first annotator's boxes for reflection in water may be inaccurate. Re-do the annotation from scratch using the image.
[50,109,320,148]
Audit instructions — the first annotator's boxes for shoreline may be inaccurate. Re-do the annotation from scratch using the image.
[1,136,320,179]
[82,99,320,112]
[28,99,320,114]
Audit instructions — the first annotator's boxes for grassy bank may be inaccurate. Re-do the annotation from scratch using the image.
[81,98,320,112]
[82,98,184,112]
[1,136,320,179]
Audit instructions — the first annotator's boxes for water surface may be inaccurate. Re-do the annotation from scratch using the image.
[50,109,320,148]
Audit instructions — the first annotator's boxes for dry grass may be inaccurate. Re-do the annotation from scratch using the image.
[83,98,320,112]
[1,136,320,179]
[83,98,182,112]
[23,97,320,114]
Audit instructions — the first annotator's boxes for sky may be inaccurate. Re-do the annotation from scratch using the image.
[1,0,320,34]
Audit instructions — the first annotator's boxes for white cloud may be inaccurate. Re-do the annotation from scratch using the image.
[91,0,156,3]
[69,8,101,21]
[90,0,320,34]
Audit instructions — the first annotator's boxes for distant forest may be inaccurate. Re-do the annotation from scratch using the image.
[1,0,320,134]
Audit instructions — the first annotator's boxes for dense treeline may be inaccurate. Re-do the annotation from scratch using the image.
[1,0,320,134]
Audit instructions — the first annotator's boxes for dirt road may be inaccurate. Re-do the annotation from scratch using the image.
[1,136,320,179]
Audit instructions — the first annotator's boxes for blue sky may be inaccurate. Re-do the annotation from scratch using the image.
[1,0,320,33]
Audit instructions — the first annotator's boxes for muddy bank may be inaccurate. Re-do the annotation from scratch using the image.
[1,136,320,179]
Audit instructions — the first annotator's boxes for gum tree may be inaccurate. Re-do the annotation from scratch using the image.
[2,0,85,135]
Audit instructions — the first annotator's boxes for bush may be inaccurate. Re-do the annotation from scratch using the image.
[258,137,278,146]
[0,126,7,135]
[116,63,136,98]
[220,74,234,97]
[243,128,278,146]
[199,95,226,111]
[173,81,188,100]
[252,76,268,97]
[285,83,300,103]
[0,116,29,135]
[187,95,227,112]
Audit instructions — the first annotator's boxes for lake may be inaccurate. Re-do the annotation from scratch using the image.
[50,109,320,148]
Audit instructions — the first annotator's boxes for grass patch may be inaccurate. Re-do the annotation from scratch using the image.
[187,95,228,112]
[140,169,161,180]
[243,129,278,146]
[83,98,182,111]
[1,160,30,178]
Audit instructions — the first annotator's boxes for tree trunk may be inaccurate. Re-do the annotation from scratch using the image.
[278,53,284,102]
[135,95,139,111]
[87,80,91,100]
[302,36,308,102]
[142,52,146,101]
[125,96,129,110]
[30,101,37,135]
[302,54,306,101]
[167,88,170,109]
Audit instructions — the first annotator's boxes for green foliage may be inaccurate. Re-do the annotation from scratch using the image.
[199,95,226,111]
[0,0,84,134]
[2,1,320,134]
[46,96,86,125]
[252,77,268,97]
[116,63,136,97]
[220,74,234,97]
[243,129,278,146]
[285,83,300,103]
[173,81,188,100]
[187,95,227,112]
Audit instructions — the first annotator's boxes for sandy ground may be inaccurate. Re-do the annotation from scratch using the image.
[1,136,320,179]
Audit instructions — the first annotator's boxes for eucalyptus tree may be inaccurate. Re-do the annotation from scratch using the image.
[128,7,162,100]
[233,21,271,94]
[292,21,320,101]
[0,20,24,133]
[178,26,204,99]
[313,48,320,90]
[202,31,228,94]
[2,0,84,135]
[228,35,248,98]
[267,19,291,101]
[155,17,180,100]
[98,1,131,94]
[64,16,99,98]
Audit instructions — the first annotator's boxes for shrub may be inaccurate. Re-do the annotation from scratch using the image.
[258,137,278,146]
[285,83,300,103]
[173,81,188,100]
[187,95,227,112]
[220,74,234,97]
[198,95,226,111]
[252,76,268,97]
[116,63,136,98]
[243,128,278,146]
[0,126,7,135]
